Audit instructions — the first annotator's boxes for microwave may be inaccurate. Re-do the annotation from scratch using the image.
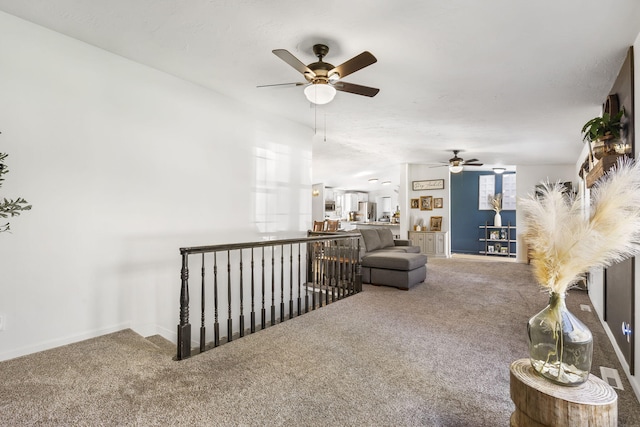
[325,201,336,211]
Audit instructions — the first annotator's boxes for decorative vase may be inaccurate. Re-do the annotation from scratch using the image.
[527,292,593,386]
[494,212,502,227]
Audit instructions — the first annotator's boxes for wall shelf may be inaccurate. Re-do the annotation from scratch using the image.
[478,223,516,257]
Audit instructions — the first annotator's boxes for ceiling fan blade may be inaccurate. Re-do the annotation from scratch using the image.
[257,82,307,88]
[464,158,479,164]
[333,81,380,97]
[429,164,448,168]
[272,49,316,77]
[329,51,377,79]
[464,163,484,166]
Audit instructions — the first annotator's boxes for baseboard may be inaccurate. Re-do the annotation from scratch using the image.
[0,322,131,362]
[595,310,640,402]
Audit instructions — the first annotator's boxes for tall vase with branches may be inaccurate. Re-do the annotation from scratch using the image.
[490,193,502,227]
[520,158,640,385]
[0,133,31,233]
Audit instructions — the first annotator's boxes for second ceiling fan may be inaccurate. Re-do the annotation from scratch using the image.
[260,43,379,104]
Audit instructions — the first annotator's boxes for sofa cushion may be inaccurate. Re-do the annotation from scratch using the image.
[377,228,395,248]
[361,252,427,271]
[359,229,382,252]
[367,246,420,255]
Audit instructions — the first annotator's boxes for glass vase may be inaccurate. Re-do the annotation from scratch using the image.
[527,292,593,386]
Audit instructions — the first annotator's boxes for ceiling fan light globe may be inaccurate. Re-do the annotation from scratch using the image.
[449,165,463,174]
[493,167,506,174]
[304,84,336,105]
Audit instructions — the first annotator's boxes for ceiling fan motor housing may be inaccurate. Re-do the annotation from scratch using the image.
[306,44,337,84]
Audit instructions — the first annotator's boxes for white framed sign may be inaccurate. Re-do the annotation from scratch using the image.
[502,173,517,210]
[478,175,495,210]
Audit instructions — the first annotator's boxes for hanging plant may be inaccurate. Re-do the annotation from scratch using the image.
[581,109,626,160]
[581,109,624,143]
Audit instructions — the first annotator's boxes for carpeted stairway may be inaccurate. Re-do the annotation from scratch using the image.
[0,258,639,426]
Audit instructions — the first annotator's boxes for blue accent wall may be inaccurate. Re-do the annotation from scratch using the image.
[450,171,516,254]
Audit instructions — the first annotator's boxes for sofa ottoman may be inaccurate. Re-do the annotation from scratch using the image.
[361,252,427,290]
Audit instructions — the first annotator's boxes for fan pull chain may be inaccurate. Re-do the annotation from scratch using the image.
[324,113,327,142]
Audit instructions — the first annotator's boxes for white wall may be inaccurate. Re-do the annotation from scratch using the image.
[405,164,450,243]
[0,12,311,361]
[311,183,324,223]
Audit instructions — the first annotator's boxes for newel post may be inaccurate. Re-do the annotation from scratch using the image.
[177,251,191,360]
[355,238,363,293]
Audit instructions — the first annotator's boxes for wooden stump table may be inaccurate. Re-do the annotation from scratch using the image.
[510,359,618,426]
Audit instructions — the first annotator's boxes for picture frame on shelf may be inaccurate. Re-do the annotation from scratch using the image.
[500,246,508,254]
[489,231,500,240]
[420,196,433,211]
[410,198,420,209]
[430,216,442,231]
[488,245,495,253]
[434,198,443,209]
[412,179,445,191]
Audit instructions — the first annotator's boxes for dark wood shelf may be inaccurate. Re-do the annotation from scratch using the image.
[585,154,625,188]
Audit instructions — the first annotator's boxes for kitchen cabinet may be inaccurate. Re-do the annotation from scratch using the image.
[408,231,448,258]
[381,197,392,213]
[344,192,368,211]
[344,193,358,212]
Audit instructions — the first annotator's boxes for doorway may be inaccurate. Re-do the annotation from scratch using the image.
[450,171,516,257]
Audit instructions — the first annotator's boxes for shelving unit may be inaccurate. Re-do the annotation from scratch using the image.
[478,222,516,257]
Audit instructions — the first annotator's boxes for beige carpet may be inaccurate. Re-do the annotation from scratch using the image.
[0,258,638,426]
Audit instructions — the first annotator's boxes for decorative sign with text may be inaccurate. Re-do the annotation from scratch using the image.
[412,179,445,191]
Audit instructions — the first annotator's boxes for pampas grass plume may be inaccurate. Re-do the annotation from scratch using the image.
[521,157,640,294]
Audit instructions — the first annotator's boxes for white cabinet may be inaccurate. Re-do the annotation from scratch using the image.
[325,188,334,202]
[344,193,358,211]
[344,192,368,211]
[408,231,448,258]
[381,197,392,213]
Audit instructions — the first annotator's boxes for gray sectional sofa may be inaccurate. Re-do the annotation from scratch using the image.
[358,228,427,290]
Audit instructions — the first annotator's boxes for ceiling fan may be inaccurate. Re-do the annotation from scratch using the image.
[258,44,379,105]
[432,150,484,173]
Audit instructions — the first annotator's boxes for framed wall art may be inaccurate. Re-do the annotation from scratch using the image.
[502,173,517,210]
[412,179,445,191]
[430,216,442,231]
[410,198,420,209]
[420,196,433,211]
[433,198,443,209]
[478,175,495,210]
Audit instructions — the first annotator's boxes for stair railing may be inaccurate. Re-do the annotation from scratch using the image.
[177,233,362,360]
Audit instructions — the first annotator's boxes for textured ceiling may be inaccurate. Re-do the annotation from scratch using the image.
[1,0,639,190]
